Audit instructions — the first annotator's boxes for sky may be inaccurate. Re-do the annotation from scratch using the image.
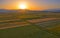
[0,0,60,10]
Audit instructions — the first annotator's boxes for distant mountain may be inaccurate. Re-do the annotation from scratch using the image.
[0,9,60,13]
[0,9,31,13]
[0,9,20,13]
[44,9,60,12]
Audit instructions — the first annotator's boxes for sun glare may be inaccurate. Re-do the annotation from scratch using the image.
[19,2,27,9]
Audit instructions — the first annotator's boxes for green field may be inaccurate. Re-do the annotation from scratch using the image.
[0,12,60,38]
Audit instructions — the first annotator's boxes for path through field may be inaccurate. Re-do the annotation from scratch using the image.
[27,18,59,23]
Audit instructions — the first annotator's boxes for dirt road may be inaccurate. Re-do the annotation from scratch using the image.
[0,19,21,22]
[27,18,60,23]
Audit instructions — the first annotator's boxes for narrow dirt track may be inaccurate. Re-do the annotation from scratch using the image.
[0,19,21,22]
[27,18,60,23]
[0,18,60,29]
[0,24,30,29]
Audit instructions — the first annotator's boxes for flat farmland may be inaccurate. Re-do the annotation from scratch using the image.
[0,12,60,38]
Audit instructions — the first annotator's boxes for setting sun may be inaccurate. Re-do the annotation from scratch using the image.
[19,2,27,9]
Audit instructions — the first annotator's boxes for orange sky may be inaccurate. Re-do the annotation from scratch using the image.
[2,2,47,10]
[0,0,60,10]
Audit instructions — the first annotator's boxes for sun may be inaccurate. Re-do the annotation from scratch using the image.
[19,2,27,9]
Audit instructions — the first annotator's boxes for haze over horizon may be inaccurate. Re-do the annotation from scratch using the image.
[0,0,60,10]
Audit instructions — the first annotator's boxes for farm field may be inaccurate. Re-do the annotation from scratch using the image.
[0,12,60,38]
[0,0,60,38]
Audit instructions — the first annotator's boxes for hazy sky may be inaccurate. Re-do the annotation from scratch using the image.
[0,0,60,10]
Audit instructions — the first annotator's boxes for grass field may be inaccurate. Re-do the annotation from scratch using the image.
[0,12,60,38]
